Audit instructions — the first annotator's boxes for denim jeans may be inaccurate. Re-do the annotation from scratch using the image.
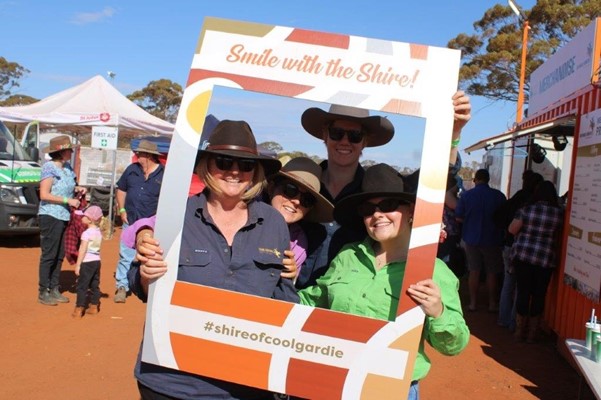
[498,246,516,328]
[407,380,420,400]
[115,223,136,289]
[38,214,68,292]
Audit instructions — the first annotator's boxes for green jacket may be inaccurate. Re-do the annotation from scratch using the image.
[298,237,469,381]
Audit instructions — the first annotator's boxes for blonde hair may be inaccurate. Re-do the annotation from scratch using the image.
[196,154,266,202]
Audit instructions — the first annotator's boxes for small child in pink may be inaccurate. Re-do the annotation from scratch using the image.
[72,205,106,318]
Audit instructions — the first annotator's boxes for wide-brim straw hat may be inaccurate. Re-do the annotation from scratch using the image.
[199,120,281,176]
[301,104,394,147]
[273,157,333,223]
[334,163,416,225]
[132,139,161,155]
[42,135,80,153]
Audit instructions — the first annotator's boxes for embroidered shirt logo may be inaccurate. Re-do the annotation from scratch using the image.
[258,247,281,258]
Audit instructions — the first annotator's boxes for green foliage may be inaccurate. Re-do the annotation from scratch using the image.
[0,94,38,106]
[127,79,183,123]
[259,141,284,153]
[0,57,30,100]
[448,0,598,102]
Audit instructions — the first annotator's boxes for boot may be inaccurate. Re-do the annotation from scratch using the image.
[514,314,527,342]
[50,287,70,303]
[38,289,58,306]
[114,287,127,303]
[71,306,84,319]
[527,316,540,344]
[86,303,99,315]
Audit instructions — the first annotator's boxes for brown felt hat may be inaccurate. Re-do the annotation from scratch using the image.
[199,120,281,176]
[272,157,333,223]
[334,163,416,225]
[42,135,79,153]
[301,104,395,147]
[132,139,161,155]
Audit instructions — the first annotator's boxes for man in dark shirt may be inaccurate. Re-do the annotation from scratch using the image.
[114,140,164,303]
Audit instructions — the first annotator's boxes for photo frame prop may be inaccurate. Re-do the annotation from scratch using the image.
[144,17,460,399]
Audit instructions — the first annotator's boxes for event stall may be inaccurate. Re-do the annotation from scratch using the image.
[466,18,601,344]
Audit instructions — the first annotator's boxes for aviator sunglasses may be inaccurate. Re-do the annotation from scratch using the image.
[213,155,256,173]
[327,126,365,144]
[357,198,408,217]
[279,182,317,208]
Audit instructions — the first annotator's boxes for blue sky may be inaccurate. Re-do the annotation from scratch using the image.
[1,0,536,167]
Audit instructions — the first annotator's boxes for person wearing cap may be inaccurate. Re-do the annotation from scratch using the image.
[113,139,164,303]
[37,135,87,306]
[296,91,471,289]
[266,156,334,279]
[72,205,107,318]
[128,120,299,400]
[298,164,469,399]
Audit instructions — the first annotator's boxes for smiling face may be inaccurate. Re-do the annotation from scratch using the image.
[270,181,313,224]
[323,119,366,168]
[362,196,414,245]
[206,155,255,201]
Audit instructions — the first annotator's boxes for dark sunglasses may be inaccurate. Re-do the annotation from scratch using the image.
[328,126,365,144]
[279,182,317,208]
[213,155,256,173]
[357,198,408,217]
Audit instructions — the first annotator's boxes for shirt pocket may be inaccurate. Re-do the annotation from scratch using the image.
[326,273,354,311]
[178,250,213,284]
[246,253,283,296]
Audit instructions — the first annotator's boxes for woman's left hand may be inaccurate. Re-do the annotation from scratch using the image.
[281,250,298,280]
[407,279,443,318]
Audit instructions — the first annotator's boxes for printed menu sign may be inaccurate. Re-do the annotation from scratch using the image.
[564,108,601,302]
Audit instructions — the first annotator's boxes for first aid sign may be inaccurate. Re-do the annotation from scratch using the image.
[92,126,118,150]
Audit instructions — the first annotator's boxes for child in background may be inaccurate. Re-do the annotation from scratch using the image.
[72,205,106,318]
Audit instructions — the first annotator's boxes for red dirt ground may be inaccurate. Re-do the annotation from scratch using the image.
[0,229,594,400]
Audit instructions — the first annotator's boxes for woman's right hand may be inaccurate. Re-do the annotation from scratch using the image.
[135,233,168,281]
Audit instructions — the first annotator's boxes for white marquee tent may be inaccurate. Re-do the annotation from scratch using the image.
[0,75,174,136]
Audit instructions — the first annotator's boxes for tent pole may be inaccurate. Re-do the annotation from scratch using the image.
[108,149,117,239]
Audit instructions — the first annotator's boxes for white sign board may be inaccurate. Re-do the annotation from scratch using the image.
[564,108,601,302]
[528,19,599,116]
[91,126,118,150]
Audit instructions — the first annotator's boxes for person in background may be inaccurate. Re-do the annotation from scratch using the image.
[455,168,506,313]
[72,205,107,318]
[128,120,299,400]
[509,180,563,343]
[113,139,164,303]
[436,171,465,278]
[37,135,86,306]
[296,91,472,290]
[494,170,543,330]
[299,164,469,400]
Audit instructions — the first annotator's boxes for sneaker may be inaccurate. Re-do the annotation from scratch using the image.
[50,287,70,303]
[114,287,127,303]
[38,290,58,306]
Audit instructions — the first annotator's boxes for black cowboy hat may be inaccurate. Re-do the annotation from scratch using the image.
[334,163,416,225]
[199,120,281,176]
[272,157,334,223]
[301,104,394,147]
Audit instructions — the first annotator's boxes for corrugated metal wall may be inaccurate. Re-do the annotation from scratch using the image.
[519,85,601,341]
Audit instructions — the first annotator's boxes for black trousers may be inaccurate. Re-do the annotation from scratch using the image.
[514,259,553,317]
[76,260,101,307]
[38,215,68,292]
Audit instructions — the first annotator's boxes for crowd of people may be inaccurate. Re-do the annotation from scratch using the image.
[34,89,565,399]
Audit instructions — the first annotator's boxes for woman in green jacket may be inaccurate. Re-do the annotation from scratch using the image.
[299,163,469,400]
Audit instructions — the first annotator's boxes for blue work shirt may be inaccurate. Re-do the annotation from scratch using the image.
[455,183,506,246]
[129,191,298,400]
[117,162,164,224]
